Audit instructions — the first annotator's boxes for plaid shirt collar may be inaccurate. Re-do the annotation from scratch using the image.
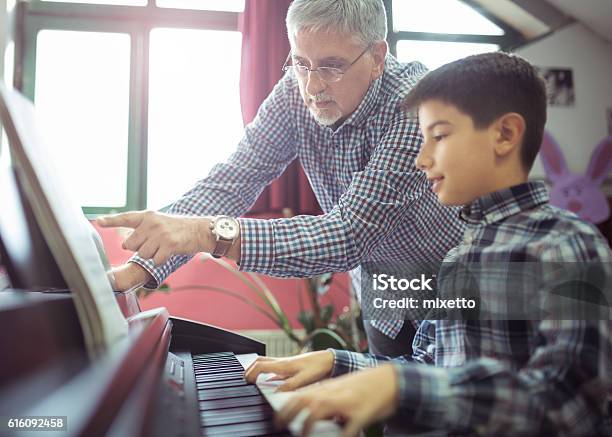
[460,181,550,226]
[328,57,392,132]
[341,74,382,128]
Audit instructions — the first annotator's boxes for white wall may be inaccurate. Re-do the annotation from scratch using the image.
[516,23,612,185]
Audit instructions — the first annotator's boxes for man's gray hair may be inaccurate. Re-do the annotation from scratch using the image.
[286,0,388,47]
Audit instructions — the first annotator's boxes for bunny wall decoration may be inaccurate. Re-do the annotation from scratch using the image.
[539,131,612,224]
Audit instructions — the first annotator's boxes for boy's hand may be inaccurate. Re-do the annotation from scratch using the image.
[244,351,334,391]
[276,364,400,437]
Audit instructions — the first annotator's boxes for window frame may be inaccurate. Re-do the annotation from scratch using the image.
[13,0,240,216]
[13,0,525,215]
[383,0,526,57]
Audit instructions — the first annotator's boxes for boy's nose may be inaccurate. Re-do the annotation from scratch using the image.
[415,151,432,171]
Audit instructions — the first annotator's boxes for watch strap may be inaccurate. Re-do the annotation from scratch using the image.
[211,237,233,259]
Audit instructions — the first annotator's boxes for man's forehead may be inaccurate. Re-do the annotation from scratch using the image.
[290,29,362,61]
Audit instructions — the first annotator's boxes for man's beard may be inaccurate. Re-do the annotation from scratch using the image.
[308,93,342,126]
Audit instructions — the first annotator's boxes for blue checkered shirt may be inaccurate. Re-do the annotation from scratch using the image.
[131,55,464,338]
[330,181,612,435]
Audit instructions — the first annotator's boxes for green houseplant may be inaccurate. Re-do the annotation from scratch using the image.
[137,253,366,354]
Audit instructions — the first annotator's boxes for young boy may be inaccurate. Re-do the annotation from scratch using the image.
[246,52,612,436]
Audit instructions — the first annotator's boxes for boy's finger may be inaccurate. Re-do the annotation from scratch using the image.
[276,396,308,428]
[245,359,284,383]
[301,402,335,437]
[342,418,365,437]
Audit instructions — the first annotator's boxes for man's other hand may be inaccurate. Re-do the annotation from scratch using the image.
[110,262,153,291]
[244,351,334,392]
[97,211,211,266]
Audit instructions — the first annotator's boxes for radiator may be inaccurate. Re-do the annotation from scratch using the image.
[237,329,305,357]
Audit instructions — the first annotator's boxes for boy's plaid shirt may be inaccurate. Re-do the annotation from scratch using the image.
[132,56,464,338]
[331,181,612,435]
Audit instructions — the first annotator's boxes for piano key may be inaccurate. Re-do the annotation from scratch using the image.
[197,379,248,390]
[193,365,245,374]
[198,385,260,401]
[199,394,267,411]
[196,374,246,384]
[193,355,238,362]
[193,358,240,366]
[193,352,235,359]
[200,405,274,427]
[201,419,285,437]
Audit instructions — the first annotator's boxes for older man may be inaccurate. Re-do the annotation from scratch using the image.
[98,0,464,357]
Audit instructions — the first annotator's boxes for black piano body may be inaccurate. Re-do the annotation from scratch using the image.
[0,287,290,437]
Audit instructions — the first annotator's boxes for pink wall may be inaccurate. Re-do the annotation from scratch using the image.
[95,222,350,331]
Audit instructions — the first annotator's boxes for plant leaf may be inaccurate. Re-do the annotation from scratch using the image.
[303,328,347,351]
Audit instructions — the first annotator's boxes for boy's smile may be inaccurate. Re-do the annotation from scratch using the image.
[415,99,499,206]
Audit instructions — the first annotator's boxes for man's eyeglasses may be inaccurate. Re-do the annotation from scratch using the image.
[282,44,373,83]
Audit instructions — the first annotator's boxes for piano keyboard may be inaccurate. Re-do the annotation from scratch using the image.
[194,352,290,437]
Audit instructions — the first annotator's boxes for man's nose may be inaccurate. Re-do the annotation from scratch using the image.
[305,70,326,96]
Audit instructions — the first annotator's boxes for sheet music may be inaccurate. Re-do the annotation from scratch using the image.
[0,84,128,357]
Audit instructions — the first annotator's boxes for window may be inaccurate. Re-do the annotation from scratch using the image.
[12,0,525,214]
[14,0,244,215]
[386,0,524,70]
[396,40,500,70]
[35,30,131,207]
[147,28,243,209]
[156,0,244,12]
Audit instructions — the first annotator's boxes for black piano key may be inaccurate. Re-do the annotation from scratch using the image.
[193,359,238,367]
[193,352,235,359]
[197,385,260,401]
[193,355,238,363]
[201,405,274,427]
[199,394,267,411]
[194,365,245,374]
[195,372,246,383]
[201,419,282,437]
[197,378,248,390]
[193,360,242,367]
[194,369,245,377]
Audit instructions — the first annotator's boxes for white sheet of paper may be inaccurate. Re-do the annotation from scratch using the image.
[0,84,128,356]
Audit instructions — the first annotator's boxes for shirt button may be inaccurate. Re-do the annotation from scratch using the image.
[426,344,436,355]
[463,232,474,244]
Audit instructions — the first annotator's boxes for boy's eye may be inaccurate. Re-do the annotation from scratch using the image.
[433,134,448,142]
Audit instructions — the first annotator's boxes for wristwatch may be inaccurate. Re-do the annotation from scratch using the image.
[209,215,240,259]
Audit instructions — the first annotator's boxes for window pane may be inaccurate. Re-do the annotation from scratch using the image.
[35,30,131,208]
[392,0,504,35]
[0,130,11,168]
[41,0,146,5]
[148,28,243,210]
[156,0,244,12]
[396,40,498,70]
[1,41,14,167]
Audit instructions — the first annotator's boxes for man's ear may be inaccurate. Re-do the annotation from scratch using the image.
[494,112,525,157]
[370,41,387,80]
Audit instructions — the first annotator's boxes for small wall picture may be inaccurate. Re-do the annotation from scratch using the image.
[539,67,575,106]
[607,108,612,136]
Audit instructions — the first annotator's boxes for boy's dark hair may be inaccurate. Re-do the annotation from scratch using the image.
[402,52,547,171]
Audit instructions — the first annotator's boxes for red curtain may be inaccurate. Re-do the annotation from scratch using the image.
[239,0,321,216]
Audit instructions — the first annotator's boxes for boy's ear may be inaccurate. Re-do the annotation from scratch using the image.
[493,112,526,157]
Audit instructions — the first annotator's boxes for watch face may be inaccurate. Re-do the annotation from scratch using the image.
[215,217,238,240]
